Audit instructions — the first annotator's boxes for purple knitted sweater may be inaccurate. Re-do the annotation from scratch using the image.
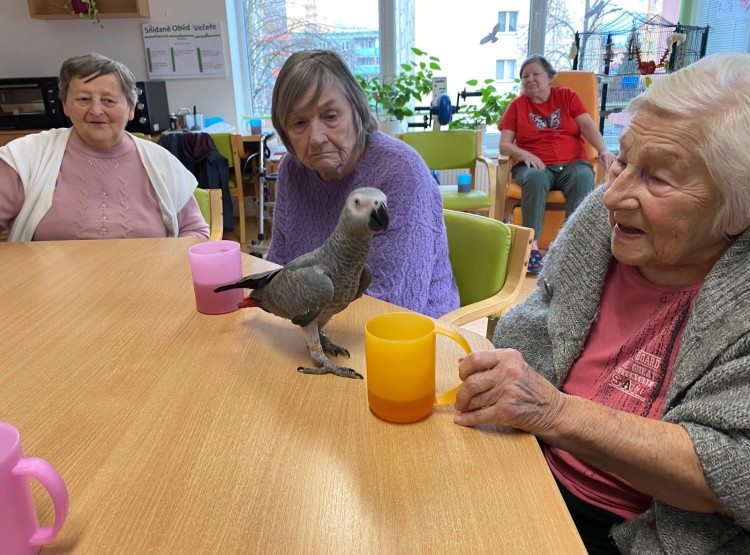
[267,132,459,318]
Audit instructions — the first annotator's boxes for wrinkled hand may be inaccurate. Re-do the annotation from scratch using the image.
[522,153,545,170]
[453,349,566,435]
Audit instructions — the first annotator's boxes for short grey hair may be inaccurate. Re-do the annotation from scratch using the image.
[519,55,558,81]
[58,53,138,107]
[628,52,750,236]
[271,50,378,157]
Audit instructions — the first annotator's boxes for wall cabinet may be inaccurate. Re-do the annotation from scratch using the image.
[28,0,150,19]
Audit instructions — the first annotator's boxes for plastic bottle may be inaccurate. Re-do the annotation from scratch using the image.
[457,173,471,193]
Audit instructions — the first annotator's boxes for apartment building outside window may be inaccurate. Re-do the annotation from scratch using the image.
[496,59,517,81]
[234,0,705,127]
[497,11,518,33]
[236,0,379,117]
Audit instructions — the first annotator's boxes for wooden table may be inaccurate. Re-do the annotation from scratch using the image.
[0,238,584,554]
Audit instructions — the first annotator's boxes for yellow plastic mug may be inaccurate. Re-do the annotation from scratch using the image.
[365,312,471,423]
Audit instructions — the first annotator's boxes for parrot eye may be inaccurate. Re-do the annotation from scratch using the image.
[354,199,360,206]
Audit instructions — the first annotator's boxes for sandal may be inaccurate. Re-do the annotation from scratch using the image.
[527,249,543,273]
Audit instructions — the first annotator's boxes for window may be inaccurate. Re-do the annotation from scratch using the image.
[496,59,517,81]
[541,0,691,153]
[542,0,679,71]
[695,0,750,55]
[237,0,379,118]
[415,0,525,109]
[497,11,518,33]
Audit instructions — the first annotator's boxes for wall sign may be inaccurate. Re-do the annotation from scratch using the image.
[143,22,226,79]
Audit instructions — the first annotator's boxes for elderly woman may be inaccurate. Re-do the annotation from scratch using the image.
[499,55,616,272]
[0,53,207,241]
[267,49,459,318]
[455,52,750,553]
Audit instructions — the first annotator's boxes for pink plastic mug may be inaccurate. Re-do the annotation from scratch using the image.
[0,422,69,555]
[188,240,244,314]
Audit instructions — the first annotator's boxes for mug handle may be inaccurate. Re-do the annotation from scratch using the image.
[432,322,472,406]
[12,457,70,545]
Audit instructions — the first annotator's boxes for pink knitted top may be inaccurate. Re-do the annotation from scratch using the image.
[0,131,208,240]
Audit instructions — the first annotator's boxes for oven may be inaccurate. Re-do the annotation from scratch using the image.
[0,77,69,130]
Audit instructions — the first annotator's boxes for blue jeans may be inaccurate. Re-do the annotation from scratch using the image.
[511,160,594,241]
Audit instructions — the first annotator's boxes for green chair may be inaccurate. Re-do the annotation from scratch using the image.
[399,130,502,220]
[210,133,247,244]
[193,188,224,241]
[438,209,533,340]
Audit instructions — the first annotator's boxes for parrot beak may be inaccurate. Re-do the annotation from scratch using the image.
[369,203,389,232]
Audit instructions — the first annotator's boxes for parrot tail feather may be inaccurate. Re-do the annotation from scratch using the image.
[214,269,281,293]
[238,296,258,308]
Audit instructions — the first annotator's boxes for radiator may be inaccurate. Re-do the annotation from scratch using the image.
[437,163,492,195]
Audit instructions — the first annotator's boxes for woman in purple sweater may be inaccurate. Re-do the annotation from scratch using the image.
[268,50,459,318]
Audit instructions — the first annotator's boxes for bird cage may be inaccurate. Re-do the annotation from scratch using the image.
[569,13,710,152]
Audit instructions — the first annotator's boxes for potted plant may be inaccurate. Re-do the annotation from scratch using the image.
[69,0,102,26]
[450,78,520,131]
[357,48,441,133]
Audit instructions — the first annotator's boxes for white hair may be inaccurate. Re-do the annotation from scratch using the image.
[628,52,750,236]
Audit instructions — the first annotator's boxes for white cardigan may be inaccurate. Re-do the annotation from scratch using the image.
[0,128,196,241]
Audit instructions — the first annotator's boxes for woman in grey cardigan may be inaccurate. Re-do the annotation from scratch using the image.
[453,52,750,554]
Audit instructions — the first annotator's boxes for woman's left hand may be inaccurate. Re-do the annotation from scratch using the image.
[453,349,566,434]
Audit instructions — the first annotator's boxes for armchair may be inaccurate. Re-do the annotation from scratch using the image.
[399,130,502,220]
[211,133,248,244]
[193,188,223,241]
[439,209,533,340]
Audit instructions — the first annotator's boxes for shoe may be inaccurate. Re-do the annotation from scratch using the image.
[527,249,543,273]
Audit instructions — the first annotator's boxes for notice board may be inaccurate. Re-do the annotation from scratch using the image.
[143,22,226,79]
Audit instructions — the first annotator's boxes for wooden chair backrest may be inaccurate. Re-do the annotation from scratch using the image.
[552,70,599,161]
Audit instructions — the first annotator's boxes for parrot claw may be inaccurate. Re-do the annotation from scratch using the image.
[319,333,350,358]
[297,366,364,380]
[326,345,350,358]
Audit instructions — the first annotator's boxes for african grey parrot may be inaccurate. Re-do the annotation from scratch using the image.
[214,187,389,379]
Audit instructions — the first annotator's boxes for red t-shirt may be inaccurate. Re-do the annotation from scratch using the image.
[498,87,588,165]
[545,260,701,519]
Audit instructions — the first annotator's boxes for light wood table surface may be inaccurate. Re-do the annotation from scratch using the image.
[0,238,584,554]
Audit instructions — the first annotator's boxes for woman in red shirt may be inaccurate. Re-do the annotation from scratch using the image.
[499,55,615,272]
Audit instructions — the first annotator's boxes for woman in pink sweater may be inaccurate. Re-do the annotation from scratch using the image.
[0,53,207,241]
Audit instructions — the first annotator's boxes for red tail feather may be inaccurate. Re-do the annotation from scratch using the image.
[238,296,257,309]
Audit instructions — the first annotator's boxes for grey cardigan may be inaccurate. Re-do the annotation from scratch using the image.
[494,186,750,554]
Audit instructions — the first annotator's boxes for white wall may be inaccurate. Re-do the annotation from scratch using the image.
[0,0,240,128]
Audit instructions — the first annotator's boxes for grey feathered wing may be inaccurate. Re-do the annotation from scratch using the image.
[252,265,335,327]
